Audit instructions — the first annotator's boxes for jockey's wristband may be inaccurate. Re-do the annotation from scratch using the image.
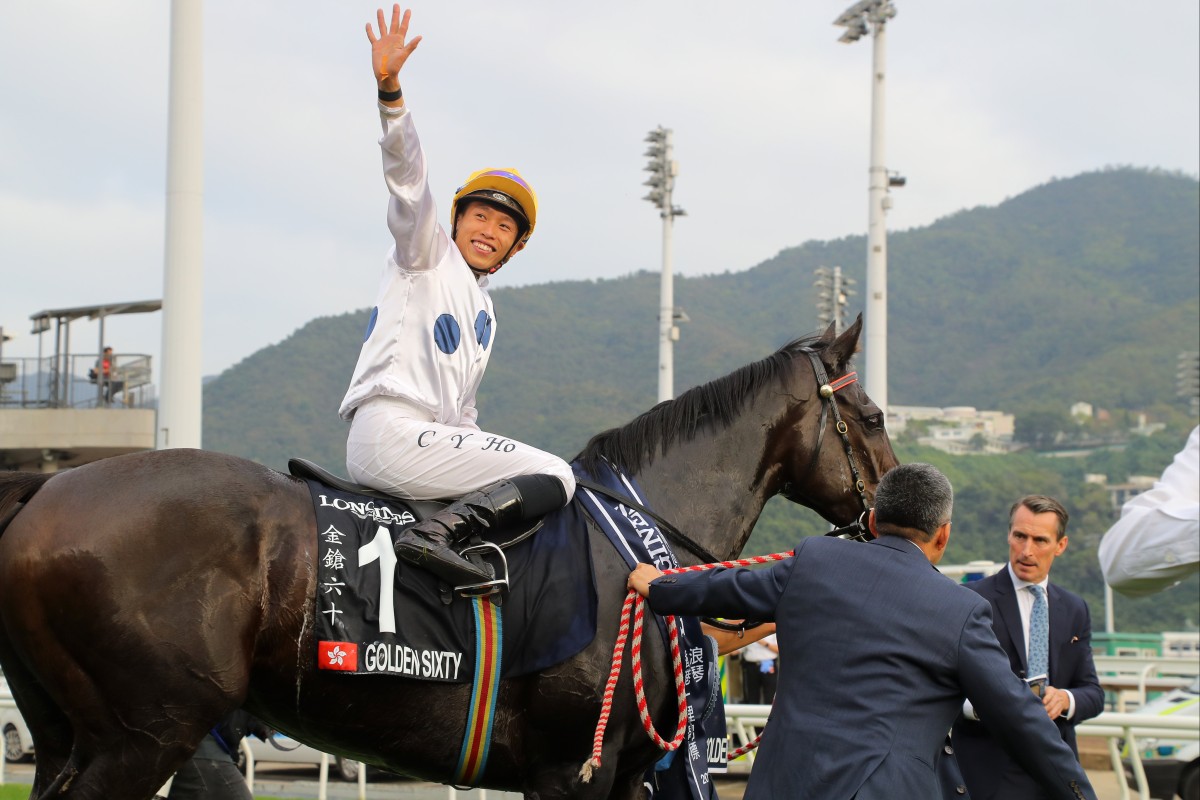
[378,86,402,102]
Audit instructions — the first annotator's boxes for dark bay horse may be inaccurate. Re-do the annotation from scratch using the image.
[0,318,896,800]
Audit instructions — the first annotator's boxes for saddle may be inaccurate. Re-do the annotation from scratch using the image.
[287,458,542,596]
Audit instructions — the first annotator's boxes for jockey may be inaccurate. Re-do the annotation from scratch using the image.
[340,6,575,588]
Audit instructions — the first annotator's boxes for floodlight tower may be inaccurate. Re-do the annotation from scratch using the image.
[643,126,687,402]
[815,266,857,335]
[834,0,900,415]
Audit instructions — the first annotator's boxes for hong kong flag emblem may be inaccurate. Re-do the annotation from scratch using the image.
[319,641,358,671]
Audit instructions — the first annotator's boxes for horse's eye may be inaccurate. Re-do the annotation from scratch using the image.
[864,413,884,430]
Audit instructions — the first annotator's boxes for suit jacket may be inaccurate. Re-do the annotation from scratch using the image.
[648,535,1095,800]
[952,564,1105,800]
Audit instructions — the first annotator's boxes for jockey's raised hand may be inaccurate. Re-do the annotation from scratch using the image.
[367,5,422,101]
[344,4,574,591]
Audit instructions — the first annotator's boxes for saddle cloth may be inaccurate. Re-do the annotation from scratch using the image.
[305,479,596,681]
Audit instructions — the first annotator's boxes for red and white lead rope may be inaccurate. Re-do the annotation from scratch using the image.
[578,550,792,782]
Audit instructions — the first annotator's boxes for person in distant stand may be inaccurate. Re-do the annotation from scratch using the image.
[90,346,124,404]
[1099,426,1199,597]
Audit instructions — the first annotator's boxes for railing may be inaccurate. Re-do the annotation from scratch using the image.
[1086,713,1199,800]
[0,354,155,409]
[1093,655,1200,711]
[240,742,339,798]
[723,705,1199,800]
[6,682,1197,798]
[237,743,506,798]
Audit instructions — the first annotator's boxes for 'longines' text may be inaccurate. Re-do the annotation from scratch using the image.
[318,495,415,526]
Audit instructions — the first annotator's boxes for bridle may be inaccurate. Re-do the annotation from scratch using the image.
[793,347,873,544]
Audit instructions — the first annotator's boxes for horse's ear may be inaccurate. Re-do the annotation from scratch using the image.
[817,319,838,346]
[826,314,863,372]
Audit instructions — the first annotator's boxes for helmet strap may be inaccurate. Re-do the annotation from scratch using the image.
[489,242,520,273]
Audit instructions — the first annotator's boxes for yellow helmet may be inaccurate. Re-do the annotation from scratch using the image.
[450,168,538,248]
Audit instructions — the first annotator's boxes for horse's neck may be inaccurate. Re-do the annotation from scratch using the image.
[633,416,777,564]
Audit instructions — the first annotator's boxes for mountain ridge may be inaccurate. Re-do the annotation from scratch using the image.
[204,166,1198,469]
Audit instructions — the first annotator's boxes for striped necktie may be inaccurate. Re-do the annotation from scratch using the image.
[1027,584,1049,678]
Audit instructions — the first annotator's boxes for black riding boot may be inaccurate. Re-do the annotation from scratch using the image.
[393,475,567,587]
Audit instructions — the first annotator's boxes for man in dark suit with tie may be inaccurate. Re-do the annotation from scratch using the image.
[629,464,1095,800]
[952,495,1105,800]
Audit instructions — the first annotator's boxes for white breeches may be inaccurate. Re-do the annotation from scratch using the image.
[346,395,575,501]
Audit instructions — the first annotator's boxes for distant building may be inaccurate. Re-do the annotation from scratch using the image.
[888,405,1016,455]
[1070,401,1094,420]
[1131,412,1166,437]
[1084,472,1158,514]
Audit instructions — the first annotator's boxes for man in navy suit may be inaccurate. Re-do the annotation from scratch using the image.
[629,464,1095,800]
[952,495,1105,800]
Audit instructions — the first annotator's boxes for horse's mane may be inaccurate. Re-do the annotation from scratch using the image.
[574,333,831,476]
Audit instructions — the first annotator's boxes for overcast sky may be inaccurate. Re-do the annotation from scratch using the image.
[1,1,1196,378]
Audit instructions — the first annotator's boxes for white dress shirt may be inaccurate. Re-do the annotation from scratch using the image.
[1099,426,1200,597]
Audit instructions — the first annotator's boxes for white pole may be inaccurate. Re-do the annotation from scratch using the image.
[657,131,676,404]
[658,207,675,403]
[1105,583,1115,633]
[864,11,889,415]
[833,266,844,334]
[158,0,205,450]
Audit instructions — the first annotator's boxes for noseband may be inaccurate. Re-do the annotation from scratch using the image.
[796,347,873,543]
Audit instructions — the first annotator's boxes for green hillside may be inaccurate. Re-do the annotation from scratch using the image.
[202,167,1199,631]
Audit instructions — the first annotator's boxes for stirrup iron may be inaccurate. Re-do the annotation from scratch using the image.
[455,541,509,597]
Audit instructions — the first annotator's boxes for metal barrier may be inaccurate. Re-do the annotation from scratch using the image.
[0,353,155,409]
[724,704,1200,800]
[241,741,343,799]
[1083,713,1199,800]
[240,743,495,798]
[5,693,1195,798]
[1093,656,1200,711]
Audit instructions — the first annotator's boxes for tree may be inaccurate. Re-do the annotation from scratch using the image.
[1015,408,1073,449]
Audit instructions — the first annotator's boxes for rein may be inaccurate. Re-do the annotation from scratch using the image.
[579,551,793,783]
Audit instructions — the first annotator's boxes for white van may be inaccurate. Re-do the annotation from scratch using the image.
[1123,677,1199,800]
[1,669,35,763]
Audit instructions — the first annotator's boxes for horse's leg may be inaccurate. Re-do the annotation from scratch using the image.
[2,573,230,798]
[16,642,209,800]
[0,633,73,795]
[521,758,617,799]
[0,463,274,798]
[35,749,194,800]
[11,682,72,796]
[519,739,656,800]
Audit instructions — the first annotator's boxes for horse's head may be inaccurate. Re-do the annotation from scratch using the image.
[771,315,899,528]
[574,316,899,560]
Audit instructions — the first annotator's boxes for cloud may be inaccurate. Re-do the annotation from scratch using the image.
[1,0,1195,379]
